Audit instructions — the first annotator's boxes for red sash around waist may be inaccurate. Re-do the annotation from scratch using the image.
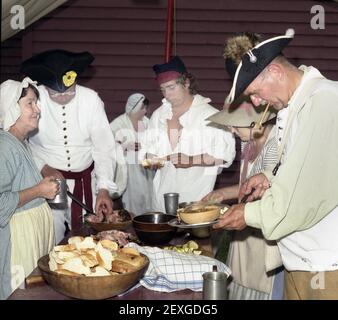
[59,163,94,230]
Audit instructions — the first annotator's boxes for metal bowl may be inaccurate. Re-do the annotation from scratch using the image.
[38,254,149,300]
[132,212,177,245]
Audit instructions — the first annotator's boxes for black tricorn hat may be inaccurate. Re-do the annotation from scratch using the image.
[226,29,295,104]
[20,49,94,93]
[152,55,187,84]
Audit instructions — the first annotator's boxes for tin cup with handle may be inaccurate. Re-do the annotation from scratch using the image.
[163,192,179,215]
[47,178,68,205]
[202,270,228,300]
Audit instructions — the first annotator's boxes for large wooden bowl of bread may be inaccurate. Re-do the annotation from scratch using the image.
[177,204,221,225]
[38,236,149,300]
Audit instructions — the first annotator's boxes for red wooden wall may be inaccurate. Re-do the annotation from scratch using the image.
[1,0,338,188]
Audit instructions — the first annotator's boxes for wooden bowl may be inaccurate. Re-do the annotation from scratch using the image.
[178,205,220,225]
[85,210,132,232]
[38,254,149,300]
[132,212,177,245]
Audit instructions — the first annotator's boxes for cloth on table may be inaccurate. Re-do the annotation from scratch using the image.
[125,242,231,293]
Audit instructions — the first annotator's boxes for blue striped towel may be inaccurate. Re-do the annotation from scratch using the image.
[125,242,231,293]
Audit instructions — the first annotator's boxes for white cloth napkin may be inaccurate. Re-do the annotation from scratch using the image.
[125,242,231,293]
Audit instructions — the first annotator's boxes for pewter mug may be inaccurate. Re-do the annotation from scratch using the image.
[163,192,179,214]
[202,271,228,300]
[48,178,68,205]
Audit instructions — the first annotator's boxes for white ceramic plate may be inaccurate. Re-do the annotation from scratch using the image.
[168,218,219,229]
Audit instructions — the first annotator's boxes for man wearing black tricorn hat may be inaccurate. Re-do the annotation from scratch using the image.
[20,50,120,243]
[141,56,236,213]
[213,29,338,299]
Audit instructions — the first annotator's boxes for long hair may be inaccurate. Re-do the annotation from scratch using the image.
[176,73,198,95]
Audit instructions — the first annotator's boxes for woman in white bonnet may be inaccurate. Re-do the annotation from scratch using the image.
[110,93,154,215]
[0,77,58,299]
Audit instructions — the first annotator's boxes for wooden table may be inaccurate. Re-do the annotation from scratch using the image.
[9,226,214,300]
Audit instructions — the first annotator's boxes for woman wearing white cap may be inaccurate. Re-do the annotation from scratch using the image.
[0,78,58,299]
[110,93,154,215]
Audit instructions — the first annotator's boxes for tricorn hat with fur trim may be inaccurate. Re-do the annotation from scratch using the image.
[20,49,94,93]
[226,29,295,104]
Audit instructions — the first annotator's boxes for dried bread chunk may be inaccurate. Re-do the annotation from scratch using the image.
[49,250,65,265]
[62,257,91,275]
[48,252,61,272]
[120,247,140,256]
[115,251,145,268]
[80,253,98,268]
[54,244,75,252]
[96,243,114,271]
[56,251,80,262]
[88,266,111,277]
[99,239,119,252]
[111,260,137,273]
[75,236,96,251]
[67,236,84,245]
[55,269,79,276]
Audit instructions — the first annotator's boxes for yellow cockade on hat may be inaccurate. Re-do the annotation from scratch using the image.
[63,71,77,87]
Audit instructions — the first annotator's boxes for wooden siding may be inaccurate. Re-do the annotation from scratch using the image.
[1,0,338,188]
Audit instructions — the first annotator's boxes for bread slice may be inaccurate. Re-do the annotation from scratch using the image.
[49,252,61,271]
[96,243,114,271]
[56,251,79,262]
[115,251,145,268]
[88,266,111,277]
[111,260,137,274]
[67,236,84,245]
[62,257,91,275]
[75,236,96,251]
[99,239,119,252]
[80,253,98,268]
[120,247,140,256]
[54,244,76,252]
[55,269,80,276]
[49,250,65,264]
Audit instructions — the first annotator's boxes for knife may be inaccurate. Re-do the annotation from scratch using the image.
[67,190,95,215]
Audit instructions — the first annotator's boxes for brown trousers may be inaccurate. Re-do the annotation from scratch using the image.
[284,269,338,300]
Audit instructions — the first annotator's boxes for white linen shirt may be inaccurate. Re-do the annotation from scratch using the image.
[29,85,118,195]
[141,94,236,212]
[245,66,338,271]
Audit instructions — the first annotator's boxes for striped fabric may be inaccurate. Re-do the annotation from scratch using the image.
[125,243,231,293]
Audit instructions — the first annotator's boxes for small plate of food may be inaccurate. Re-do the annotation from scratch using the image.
[85,209,132,232]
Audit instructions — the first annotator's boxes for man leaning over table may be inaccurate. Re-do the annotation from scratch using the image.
[213,29,338,299]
